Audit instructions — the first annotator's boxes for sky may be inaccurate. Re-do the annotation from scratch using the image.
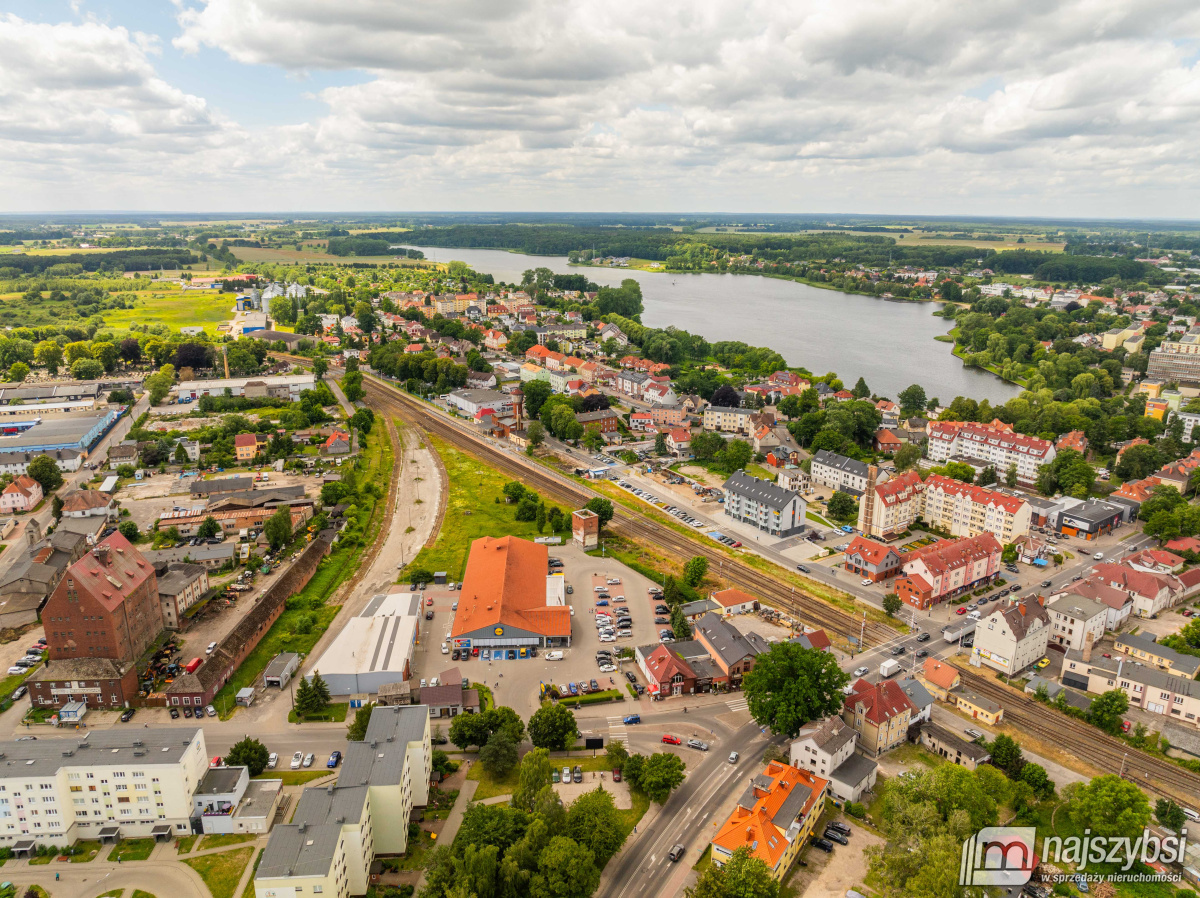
[3,0,1200,217]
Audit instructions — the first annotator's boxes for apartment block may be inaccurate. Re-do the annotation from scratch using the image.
[702,406,755,434]
[972,595,1050,676]
[926,421,1055,486]
[1062,653,1200,727]
[810,450,870,494]
[895,533,1002,610]
[722,470,806,537]
[919,475,1031,542]
[1045,595,1107,653]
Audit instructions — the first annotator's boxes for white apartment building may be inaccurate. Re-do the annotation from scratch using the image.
[256,706,431,898]
[789,717,877,802]
[702,406,755,434]
[972,596,1051,676]
[810,450,870,494]
[1045,595,1107,653]
[920,475,1032,542]
[722,470,806,537]
[0,728,209,852]
[1062,653,1200,727]
[926,422,1055,486]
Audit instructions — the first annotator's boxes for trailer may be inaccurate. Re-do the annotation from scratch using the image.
[879,658,902,678]
[942,620,977,643]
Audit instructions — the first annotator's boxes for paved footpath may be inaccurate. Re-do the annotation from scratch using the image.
[414,779,478,894]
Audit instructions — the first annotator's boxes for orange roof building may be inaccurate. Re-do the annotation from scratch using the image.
[711,760,828,879]
[450,536,572,650]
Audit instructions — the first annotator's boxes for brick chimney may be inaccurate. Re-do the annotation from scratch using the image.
[860,465,878,536]
[92,545,111,567]
[1082,630,1094,663]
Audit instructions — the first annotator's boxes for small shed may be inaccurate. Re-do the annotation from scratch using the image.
[263,652,301,688]
[434,571,448,585]
[235,687,255,707]
[58,701,88,724]
[99,475,119,494]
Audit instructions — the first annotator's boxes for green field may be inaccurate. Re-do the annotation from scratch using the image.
[411,434,568,581]
[102,291,234,333]
[184,847,255,898]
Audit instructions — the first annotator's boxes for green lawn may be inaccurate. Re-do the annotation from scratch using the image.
[102,292,235,334]
[28,854,53,865]
[386,829,436,871]
[69,840,103,862]
[410,435,563,582]
[239,849,263,898]
[108,838,155,862]
[287,702,349,724]
[254,770,331,786]
[132,891,158,898]
[183,847,256,898]
[198,834,258,851]
[175,835,199,854]
[98,891,124,898]
[466,760,521,800]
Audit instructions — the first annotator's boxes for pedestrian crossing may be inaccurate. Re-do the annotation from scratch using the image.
[607,715,628,740]
[726,698,749,712]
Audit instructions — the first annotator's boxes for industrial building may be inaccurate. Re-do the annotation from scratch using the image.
[0,410,119,455]
[175,373,316,402]
[306,591,421,696]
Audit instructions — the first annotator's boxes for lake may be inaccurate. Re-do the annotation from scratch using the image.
[409,245,1019,403]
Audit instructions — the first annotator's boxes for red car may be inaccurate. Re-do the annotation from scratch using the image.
[426,597,433,606]
[955,607,966,615]
[661,734,681,745]
[612,768,622,782]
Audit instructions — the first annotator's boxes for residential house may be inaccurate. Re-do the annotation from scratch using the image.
[629,411,654,432]
[1061,652,1200,726]
[876,400,900,428]
[1045,595,1107,652]
[0,474,42,513]
[483,329,508,351]
[710,761,828,881]
[60,489,117,520]
[857,468,924,539]
[1056,430,1089,456]
[1090,562,1186,618]
[919,723,992,771]
[703,406,755,434]
[321,430,352,456]
[810,450,870,495]
[926,421,1055,486]
[709,587,759,616]
[692,612,766,685]
[841,678,915,757]
[651,406,685,428]
[722,470,806,537]
[1055,578,1134,630]
[843,536,904,582]
[918,657,961,701]
[666,428,691,456]
[1113,631,1200,679]
[234,433,259,462]
[107,443,138,470]
[972,595,1050,676]
[895,533,1002,610]
[788,717,878,802]
[955,689,1004,725]
[897,677,934,723]
[636,644,697,697]
[576,409,621,434]
[919,475,1032,542]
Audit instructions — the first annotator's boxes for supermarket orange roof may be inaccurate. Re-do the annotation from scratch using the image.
[712,761,827,870]
[451,536,570,639]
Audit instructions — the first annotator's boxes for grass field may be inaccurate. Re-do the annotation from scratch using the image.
[287,701,349,723]
[102,292,234,333]
[184,847,255,898]
[410,434,566,581]
[198,834,259,851]
[70,840,103,862]
[108,839,155,862]
[176,835,199,854]
[254,770,332,786]
[132,891,158,898]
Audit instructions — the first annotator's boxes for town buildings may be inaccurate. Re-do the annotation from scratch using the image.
[809,450,870,495]
[176,374,315,402]
[856,470,1030,542]
[971,595,1050,676]
[926,421,1055,486]
[842,536,904,582]
[894,533,1002,610]
[721,471,806,537]
[710,761,828,881]
[0,474,42,513]
[156,562,209,631]
[1062,652,1200,727]
[1045,595,1107,652]
[841,678,914,756]
[789,717,878,802]
[1113,631,1200,678]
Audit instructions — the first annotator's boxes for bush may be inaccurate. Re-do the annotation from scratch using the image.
[559,691,626,707]
[845,802,866,819]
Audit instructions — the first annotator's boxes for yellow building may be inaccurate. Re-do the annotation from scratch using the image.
[1145,398,1169,421]
[954,688,1004,726]
[711,761,828,881]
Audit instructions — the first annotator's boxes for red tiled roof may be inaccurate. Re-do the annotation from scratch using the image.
[923,474,1028,514]
[845,536,898,566]
[1091,562,1182,600]
[712,587,757,608]
[928,421,1052,458]
[643,644,695,685]
[66,532,153,613]
[902,532,1003,576]
[847,678,915,725]
[1166,537,1200,554]
[922,658,960,690]
[873,469,924,507]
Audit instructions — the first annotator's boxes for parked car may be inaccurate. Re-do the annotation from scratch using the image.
[290,751,304,770]
[916,632,931,642]
[562,766,572,783]
[206,705,217,717]
[545,651,563,660]
[552,768,561,783]
[267,752,278,769]
[623,714,641,725]
[687,739,709,751]
[572,765,583,783]
[169,708,180,719]
[206,641,218,655]
[662,734,682,745]
[302,753,315,768]
[10,685,26,701]
[853,666,869,677]
[809,837,834,853]
[823,828,849,845]
[827,821,851,835]
[728,751,739,764]
[120,708,136,722]
[327,751,342,768]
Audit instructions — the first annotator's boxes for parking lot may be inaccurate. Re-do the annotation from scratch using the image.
[407,542,662,717]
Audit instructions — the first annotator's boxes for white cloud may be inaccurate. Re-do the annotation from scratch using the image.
[3,2,1200,212]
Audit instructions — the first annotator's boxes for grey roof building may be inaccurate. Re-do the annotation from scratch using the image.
[190,476,255,497]
[1113,631,1200,678]
[810,449,870,495]
[722,470,806,537]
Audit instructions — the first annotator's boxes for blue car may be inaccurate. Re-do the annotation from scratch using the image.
[623,714,641,725]
[569,682,578,695]
[327,751,342,769]
[596,599,609,606]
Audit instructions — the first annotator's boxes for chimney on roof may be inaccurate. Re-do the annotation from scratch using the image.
[93,545,111,566]
[1082,630,1095,663]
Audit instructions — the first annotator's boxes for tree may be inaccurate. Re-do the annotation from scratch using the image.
[742,642,850,737]
[711,384,740,408]
[512,749,553,813]
[882,593,902,617]
[174,443,189,464]
[522,380,553,418]
[71,358,104,380]
[851,376,871,400]
[654,432,668,455]
[450,712,493,750]
[1068,774,1151,840]
[118,520,140,543]
[990,734,1024,775]
[479,730,519,779]
[723,846,780,898]
[690,430,724,461]
[1005,463,1019,487]
[717,439,752,473]
[584,497,613,528]
[826,490,858,523]
[564,787,625,865]
[605,740,628,770]
[528,703,577,751]
[670,605,692,640]
[144,364,175,405]
[197,516,221,539]
[312,357,328,379]
[26,454,63,492]
[1086,689,1129,734]
[529,836,600,898]
[347,702,374,741]
[638,752,686,803]
[51,494,63,521]
[683,556,708,588]
[1156,798,1187,833]
[34,340,63,373]
[294,676,316,716]
[893,443,922,472]
[264,506,294,551]
[776,394,804,420]
[527,421,546,449]
[7,362,29,382]
[897,384,927,416]
[225,737,270,775]
[1019,762,1054,799]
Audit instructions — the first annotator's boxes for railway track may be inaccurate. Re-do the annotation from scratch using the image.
[958,668,1200,804]
[355,372,897,646]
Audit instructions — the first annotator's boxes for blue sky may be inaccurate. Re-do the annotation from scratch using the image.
[2,1,1200,216]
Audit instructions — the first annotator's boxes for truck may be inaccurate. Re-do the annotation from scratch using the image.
[942,620,977,643]
[184,657,203,675]
[879,658,902,678]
